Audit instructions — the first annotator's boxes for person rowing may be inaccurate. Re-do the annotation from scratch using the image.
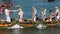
[55,6,60,21]
[32,6,37,21]
[49,10,55,22]
[55,6,59,15]
[5,7,11,23]
[45,10,55,24]
[18,8,24,22]
[41,8,46,21]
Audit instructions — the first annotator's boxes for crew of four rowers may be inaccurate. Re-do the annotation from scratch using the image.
[4,6,60,22]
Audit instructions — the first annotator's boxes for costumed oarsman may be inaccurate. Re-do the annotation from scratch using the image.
[32,6,37,21]
[45,10,55,24]
[55,6,60,21]
[41,8,46,21]
[49,10,55,22]
[18,8,24,22]
[5,7,11,22]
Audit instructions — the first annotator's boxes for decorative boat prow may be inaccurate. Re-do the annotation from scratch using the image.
[36,24,47,29]
[9,24,24,29]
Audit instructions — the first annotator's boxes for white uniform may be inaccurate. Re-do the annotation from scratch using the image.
[33,11,37,21]
[32,7,37,21]
[5,9,11,22]
[42,11,46,16]
[56,9,59,13]
[56,12,60,20]
[55,9,59,14]
[55,9,59,19]
[18,10,23,22]
[59,13,60,19]
[41,11,46,21]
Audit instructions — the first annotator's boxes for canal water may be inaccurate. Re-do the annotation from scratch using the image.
[0,26,60,34]
[0,0,60,19]
[0,0,60,34]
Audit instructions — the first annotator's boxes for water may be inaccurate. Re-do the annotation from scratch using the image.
[0,26,60,34]
[10,0,60,19]
[0,0,60,34]
[0,0,60,19]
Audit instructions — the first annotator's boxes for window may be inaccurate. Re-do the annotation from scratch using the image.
[48,0,55,2]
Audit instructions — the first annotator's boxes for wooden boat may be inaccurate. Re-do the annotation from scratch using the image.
[45,21,60,26]
[18,21,39,27]
[0,19,39,29]
[0,19,59,29]
[0,19,17,29]
[38,20,60,26]
[0,23,12,29]
[46,23,59,26]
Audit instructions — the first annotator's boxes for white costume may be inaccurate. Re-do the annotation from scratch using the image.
[5,9,11,22]
[55,7,59,14]
[55,9,59,16]
[56,12,60,20]
[33,11,37,21]
[18,9,24,22]
[32,6,37,21]
[41,11,46,16]
[59,13,60,19]
[55,7,60,20]
[41,9,46,21]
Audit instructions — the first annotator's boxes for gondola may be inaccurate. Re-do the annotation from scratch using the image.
[38,19,60,26]
[0,19,39,29]
[0,22,12,29]
[0,19,60,29]
[19,21,38,27]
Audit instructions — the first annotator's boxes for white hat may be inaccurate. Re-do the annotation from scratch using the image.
[44,9,46,12]
[55,6,58,9]
[19,8,22,11]
[33,6,36,9]
[42,8,46,12]
[33,6,37,11]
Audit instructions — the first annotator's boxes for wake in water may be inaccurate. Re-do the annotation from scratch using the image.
[36,24,47,29]
[9,24,24,29]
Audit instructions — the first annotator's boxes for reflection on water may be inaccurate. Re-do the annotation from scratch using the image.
[0,27,60,34]
[12,29,18,34]
[0,29,11,34]
[12,29,21,34]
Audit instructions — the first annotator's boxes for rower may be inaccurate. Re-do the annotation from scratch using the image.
[55,6,59,15]
[59,12,60,20]
[49,10,55,22]
[5,7,11,23]
[18,8,24,22]
[56,12,60,21]
[55,6,60,21]
[32,6,37,21]
[41,8,46,21]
